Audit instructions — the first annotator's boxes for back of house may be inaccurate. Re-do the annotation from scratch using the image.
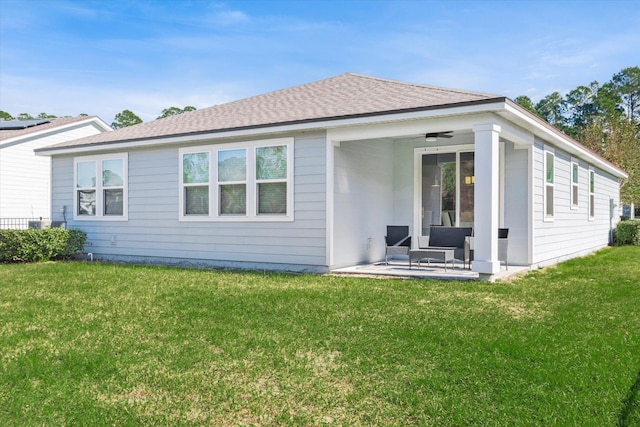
[35,74,627,279]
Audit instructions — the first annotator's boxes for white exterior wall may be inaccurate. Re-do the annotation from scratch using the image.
[332,139,394,267]
[0,123,105,218]
[532,138,620,267]
[502,141,530,265]
[50,132,328,272]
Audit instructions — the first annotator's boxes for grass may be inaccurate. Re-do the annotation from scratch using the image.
[1,246,639,426]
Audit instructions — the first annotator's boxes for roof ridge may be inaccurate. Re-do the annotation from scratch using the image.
[343,72,501,99]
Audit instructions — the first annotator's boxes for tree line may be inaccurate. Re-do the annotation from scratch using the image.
[514,66,639,205]
[0,106,197,129]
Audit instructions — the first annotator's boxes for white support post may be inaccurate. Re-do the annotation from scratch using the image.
[472,123,501,278]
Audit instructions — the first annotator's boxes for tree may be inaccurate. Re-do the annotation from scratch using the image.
[594,82,624,119]
[535,92,566,129]
[0,110,13,121]
[37,112,57,119]
[157,106,197,119]
[17,112,34,120]
[610,66,640,121]
[111,110,142,129]
[514,96,538,115]
[564,82,599,135]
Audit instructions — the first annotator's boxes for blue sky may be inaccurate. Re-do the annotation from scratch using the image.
[1,0,638,124]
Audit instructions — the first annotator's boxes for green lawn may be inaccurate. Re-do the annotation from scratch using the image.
[1,246,639,426]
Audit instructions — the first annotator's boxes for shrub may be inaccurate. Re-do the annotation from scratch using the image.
[0,228,87,263]
[65,229,88,258]
[616,220,640,246]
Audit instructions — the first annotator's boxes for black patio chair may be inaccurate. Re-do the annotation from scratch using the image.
[385,225,411,265]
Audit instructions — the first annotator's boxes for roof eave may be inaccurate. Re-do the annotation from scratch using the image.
[36,98,507,156]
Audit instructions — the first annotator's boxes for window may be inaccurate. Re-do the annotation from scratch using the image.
[589,169,595,219]
[74,153,128,220]
[421,151,474,229]
[544,150,554,219]
[571,161,579,209]
[183,152,209,215]
[179,138,293,221]
[256,146,288,214]
[218,148,247,215]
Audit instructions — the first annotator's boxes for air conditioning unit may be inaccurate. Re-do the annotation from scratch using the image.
[28,220,52,229]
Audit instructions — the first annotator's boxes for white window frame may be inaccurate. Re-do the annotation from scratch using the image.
[179,137,294,222]
[589,168,595,220]
[73,153,128,221]
[182,151,211,217]
[543,148,555,221]
[571,159,579,210]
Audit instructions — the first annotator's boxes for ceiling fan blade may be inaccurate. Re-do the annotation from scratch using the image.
[425,131,454,139]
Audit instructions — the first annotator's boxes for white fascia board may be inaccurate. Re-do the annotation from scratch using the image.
[3,117,112,149]
[500,103,627,179]
[37,102,507,156]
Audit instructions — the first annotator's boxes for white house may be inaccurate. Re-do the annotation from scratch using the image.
[0,116,111,221]
[35,74,627,279]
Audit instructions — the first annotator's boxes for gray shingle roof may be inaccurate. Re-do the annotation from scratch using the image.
[37,73,503,152]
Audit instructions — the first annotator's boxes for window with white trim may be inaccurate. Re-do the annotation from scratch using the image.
[571,160,579,209]
[589,169,595,219]
[218,148,247,215]
[183,152,210,215]
[544,150,554,219]
[74,153,128,220]
[179,138,293,221]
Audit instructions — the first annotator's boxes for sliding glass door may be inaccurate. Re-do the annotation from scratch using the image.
[420,151,474,234]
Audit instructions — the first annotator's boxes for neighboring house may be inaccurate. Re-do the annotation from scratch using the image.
[0,116,112,220]
[35,74,627,279]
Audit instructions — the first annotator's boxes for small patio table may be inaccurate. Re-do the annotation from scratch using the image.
[409,247,456,271]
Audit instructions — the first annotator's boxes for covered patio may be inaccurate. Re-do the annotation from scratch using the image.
[328,113,532,280]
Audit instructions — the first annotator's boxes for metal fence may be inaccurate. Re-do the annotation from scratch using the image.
[0,217,52,230]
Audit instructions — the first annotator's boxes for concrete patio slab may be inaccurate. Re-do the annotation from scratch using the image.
[331,261,530,281]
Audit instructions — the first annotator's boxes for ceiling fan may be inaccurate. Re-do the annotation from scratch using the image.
[424,131,453,142]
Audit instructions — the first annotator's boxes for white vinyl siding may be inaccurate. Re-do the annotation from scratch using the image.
[0,121,107,219]
[49,133,327,271]
[533,140,621,267]
[502,142,530,266]
[333,139,395,268]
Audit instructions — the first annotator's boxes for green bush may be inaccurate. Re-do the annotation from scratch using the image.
[616,220,640,246]
[0,228,87,263]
